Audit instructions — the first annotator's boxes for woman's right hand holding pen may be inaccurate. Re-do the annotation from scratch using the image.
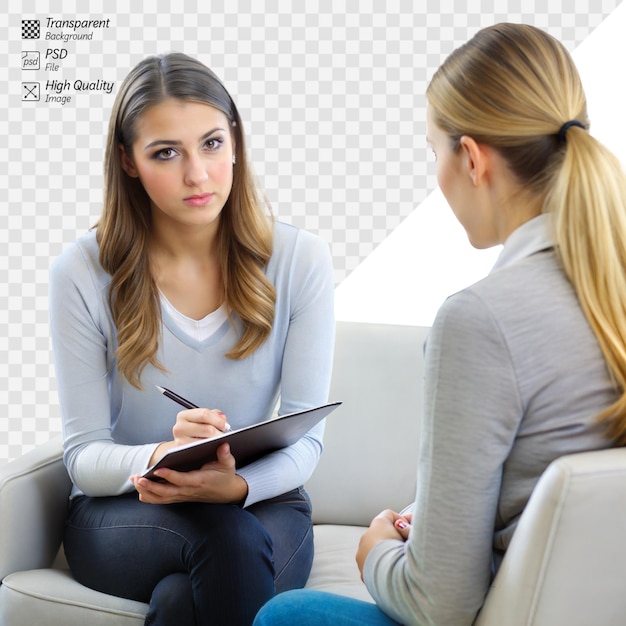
[172,407,231,444]
[148,407,230,467]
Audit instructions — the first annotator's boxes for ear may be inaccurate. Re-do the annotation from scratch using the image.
[119,144,139,178]
[458,136,488,187]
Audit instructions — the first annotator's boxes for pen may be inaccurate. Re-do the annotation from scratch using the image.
[155,385,199,410]
[155,385,231,431]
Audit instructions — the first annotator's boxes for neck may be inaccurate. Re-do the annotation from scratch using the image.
[489,163,543,244]
[148,220,224,315]
[149,216,221,261]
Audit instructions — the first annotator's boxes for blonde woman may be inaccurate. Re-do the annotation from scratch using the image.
[254,22,626,626]
[49,53,335,626]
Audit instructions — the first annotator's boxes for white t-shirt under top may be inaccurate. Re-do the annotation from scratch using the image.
[159,293,228,342]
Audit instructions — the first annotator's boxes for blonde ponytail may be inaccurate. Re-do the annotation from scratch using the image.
[549,129,626,441]
[427,23,626,442]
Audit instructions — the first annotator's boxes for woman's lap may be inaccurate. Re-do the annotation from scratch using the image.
[64,487,313,624]
[65,492,262,599]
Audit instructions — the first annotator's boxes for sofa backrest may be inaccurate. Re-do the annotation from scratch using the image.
[306,321,429,526]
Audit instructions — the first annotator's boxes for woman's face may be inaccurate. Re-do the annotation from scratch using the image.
[121,98,235,232]
[426,104,498,249]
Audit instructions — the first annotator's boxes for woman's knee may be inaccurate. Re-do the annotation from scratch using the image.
[254,590,311,626]
[145,573,194,626]
[189,506,274,581]
[254,589,401,626]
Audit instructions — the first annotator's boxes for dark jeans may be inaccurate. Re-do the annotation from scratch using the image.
[63,487,314,626]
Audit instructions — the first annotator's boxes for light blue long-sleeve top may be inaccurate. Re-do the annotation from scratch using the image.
[363,214,618,625]
[49,220,335,506]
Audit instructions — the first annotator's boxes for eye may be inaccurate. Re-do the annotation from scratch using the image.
[152,148,178,161]
[204,136,224,152]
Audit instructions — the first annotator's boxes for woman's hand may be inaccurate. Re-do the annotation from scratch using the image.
[356,509,412,578]
[148,407,230,467]
[131,442,249,505]
[173,407,230,444]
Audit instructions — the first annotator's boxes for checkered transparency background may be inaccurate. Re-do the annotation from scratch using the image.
[0,0,621,464]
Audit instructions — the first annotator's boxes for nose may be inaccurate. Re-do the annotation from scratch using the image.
[183,154,209,187]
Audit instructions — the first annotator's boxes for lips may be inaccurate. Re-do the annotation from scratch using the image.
[184,193,214,207]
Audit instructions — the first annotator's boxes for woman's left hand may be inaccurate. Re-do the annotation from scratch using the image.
[356,509,412,578]
[130,443,249,505]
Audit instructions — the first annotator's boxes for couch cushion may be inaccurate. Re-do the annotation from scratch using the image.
[0,569,147,626]
[305,524,374,604]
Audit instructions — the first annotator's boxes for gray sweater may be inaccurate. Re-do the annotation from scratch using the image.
[363,215,617,625]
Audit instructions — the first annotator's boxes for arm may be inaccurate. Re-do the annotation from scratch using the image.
[362,290,522,626]
[49,242,158,496]
[237,229,336,506]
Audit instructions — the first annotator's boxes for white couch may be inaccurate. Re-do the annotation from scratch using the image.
[2,321,626,625]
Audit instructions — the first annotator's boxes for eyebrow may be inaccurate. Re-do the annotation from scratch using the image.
[143,127,226,151]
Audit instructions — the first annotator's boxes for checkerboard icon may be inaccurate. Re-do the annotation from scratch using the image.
[22,19,40,39]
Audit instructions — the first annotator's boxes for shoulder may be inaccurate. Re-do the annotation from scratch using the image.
[50,229,111,292]
[446,250,567,312]
[272,220,331,257]
[269,221,333,273]
[434,250,580,351]
[463,250,575,323]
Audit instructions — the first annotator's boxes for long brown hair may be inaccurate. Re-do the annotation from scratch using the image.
[427,23,626,442]
[97,53,276,388]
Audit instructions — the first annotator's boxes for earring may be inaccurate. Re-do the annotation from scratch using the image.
[232,155,236,165]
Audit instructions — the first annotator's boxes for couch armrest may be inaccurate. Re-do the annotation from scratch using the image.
[476,447,626,626]
[0,436,71,580]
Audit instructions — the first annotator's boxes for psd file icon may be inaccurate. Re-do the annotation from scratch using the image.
[22,51,40,70]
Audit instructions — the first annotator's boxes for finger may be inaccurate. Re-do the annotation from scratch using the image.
[181,408,229,427]
[373,509,397,523]
[213,409,229,427]
[133,478,164,502]
[173,408,230,439]
[394,518,411,539]
[151,468,191,486]
[134,474,168,493]
[215,442,236,468]
[135,473,191,504]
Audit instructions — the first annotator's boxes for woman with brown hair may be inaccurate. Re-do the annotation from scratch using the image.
[254,22,626,626]
[50,52,335,626]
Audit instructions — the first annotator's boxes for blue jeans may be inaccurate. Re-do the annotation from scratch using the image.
[253,589,401,625]
[64,487,313,626]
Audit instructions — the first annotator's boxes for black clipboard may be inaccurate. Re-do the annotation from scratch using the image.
[142,401,342,480]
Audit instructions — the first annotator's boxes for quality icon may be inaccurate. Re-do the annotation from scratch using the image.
[22,82,40,101]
